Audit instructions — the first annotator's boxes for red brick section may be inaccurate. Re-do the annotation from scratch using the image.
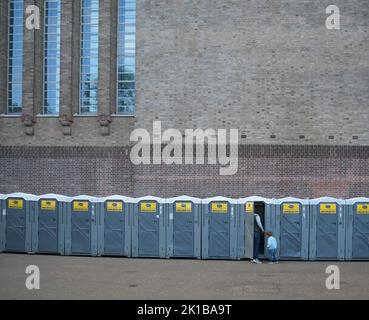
[0,145,368,198]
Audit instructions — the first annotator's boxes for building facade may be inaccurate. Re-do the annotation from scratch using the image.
[0,0,369,198]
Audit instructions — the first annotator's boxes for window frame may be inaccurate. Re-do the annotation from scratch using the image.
[79,0,100,115]
[7,0,24,115]
[116,0,136,115]
[42,0,61,115]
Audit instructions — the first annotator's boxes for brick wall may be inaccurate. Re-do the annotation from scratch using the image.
[1,145,368,198]
[1,0,369,146]
[136,0,369,145]
[1,1,369,198]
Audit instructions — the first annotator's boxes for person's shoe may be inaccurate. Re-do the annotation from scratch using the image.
[268,262,274,265]
[252,259,262,264]
[275,261,279,264]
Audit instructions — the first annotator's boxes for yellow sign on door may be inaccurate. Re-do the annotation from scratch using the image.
[107,201,123,212]
[357,204,369,215]
[211,202,228,214]
[41,200,56,211]
[140,202,157,213]
[176,202,192,213]
[245,202,254,214]
[73,201,89,212]
[8,199,24,210]
[282,203,300,214]
[320,203,337,214]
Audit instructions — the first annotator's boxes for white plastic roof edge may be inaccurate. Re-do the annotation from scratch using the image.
[274,197,310,205]
[132,196,166,203]
[71,195,103,202]
[39,194,73,202]
[166,195,202,204]
[238,196,275,204]
[99,195,135,202]
[3,193,39,201]
[0,194,6,200]
[202,196,238,204]
[345,197,369,204]
[309,197,345,205]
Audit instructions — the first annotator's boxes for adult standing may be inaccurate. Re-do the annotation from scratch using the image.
[252,213,265,264]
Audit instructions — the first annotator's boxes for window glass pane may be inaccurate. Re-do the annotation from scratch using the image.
[80,0,99,114]
[43,0,61,114]
[117,0,136,114]
[7,0,24,114]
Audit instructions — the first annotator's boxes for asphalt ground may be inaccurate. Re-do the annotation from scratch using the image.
[0,253,368,300]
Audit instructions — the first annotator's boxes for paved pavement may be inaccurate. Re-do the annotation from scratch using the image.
[0,253,368,300]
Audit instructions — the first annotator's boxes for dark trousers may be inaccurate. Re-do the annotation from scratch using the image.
[253,231,262,260]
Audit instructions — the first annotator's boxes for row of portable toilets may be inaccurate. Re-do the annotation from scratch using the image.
[0,193,368,261]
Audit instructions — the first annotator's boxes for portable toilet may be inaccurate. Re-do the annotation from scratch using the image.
[1,193,38,253]
[97,195,133,257]
[132,196,166,258]
[202,197,238,260]
[31,194,70,255]
[274,197,310,260]
[237,197,275,260]
[345,198,369,261]
[65,195,101,256]
[309,197,345,261]
[166,196,202,259]
[0,194,5,253]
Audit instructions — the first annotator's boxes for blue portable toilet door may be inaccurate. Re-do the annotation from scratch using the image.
[104,201,125,255]
[244,201,255,260]
[317,203,339,259]
[0,198,4,252]
[71,200,92,254]
[38,199,59,253]
[5,198,27,252]
[173,201,194,257]
[352,203,369,259]
[138,201,160,256]
[280,202,302,258]
[209,202,230,258]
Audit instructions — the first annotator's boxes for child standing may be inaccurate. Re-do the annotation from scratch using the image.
[266,231,278,264]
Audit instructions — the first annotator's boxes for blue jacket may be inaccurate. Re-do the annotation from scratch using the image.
[267,236,277,250]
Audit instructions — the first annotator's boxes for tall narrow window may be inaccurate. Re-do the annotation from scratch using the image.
[80,0,99,114]
[43,0,61,115]
[8,0,24,114]
[117,0,136,114]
